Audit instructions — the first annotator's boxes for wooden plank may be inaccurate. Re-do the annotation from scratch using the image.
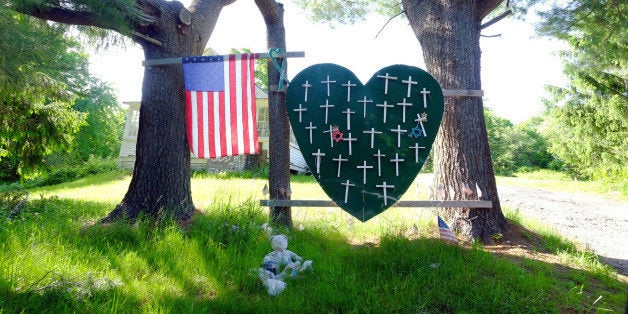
[442,89,484,97]
[259,199,492,208]
[142,51,305,67]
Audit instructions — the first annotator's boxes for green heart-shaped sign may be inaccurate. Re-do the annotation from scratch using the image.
[286,64,444,221]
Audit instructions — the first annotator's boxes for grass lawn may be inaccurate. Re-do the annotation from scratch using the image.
[0,170,626,312]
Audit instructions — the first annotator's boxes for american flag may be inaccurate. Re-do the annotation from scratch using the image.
[182,54,259,158]
[438,215,458,244]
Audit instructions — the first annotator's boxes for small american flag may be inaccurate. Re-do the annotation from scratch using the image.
[438,215,458,244]
[183,54,259,158]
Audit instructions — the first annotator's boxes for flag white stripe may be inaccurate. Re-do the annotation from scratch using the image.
[235,55,245,155]
[201,92,210,158]
[223,58,232,156]
[246,57,255,153]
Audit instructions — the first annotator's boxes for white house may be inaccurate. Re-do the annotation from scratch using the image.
[118,86,308,173]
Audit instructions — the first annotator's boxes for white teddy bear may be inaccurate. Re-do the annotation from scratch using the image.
[258,234,313,296]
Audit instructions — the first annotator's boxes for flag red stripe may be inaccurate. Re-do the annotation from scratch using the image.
[185,91,194,155]
[241,55,250,153]
[208,93,216,158]
[218,92,227,156]
[195,91,205,158]
[249,57,259,153]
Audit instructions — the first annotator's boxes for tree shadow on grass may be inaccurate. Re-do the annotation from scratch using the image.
[0,196,626,313]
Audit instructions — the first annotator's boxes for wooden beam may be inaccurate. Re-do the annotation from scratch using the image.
[142,51,305,67]
[260,199,492,208]
[442,89,484,97]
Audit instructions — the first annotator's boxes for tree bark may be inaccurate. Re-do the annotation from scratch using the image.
[255,0,292,227]
[14,0,235,223]
[402,0,508,242]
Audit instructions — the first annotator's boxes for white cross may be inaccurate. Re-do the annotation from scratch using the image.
[323,125,337,147]
[332,154,348,177]
[376,72,397,94]
[358,96,373,118]
[396,98,413,123]
[356,160,373,184]
[390,153,404,176]
[341,180,355,204]
[402,76,418,97]
[343,132,357,155]
[414,114,427,137]
[293,104,307,123]
[390,125,407,147]
[376,101,393,123]
[342,80,356,102]
[305,122,317,144]
[302,80,312,102]
[312,149,325,175]
[376,181,395,205]
[320,99,334,124]
[420,88,430,108]
[362,128,382,149]
[342,108,355,130]
[321,75,336,97]
[374,149,385,177]
[409,143,426,163]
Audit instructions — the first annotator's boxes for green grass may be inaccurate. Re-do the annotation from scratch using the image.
[497,169,628,200]
[0,171,626,312]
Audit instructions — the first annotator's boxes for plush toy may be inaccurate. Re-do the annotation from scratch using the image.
[258,234,312,296]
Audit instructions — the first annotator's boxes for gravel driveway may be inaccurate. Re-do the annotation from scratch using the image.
[498,186,628,275]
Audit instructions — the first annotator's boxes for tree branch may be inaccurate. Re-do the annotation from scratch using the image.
[480,9,512,30]
[374,10,406,39]
[14,5,117,32]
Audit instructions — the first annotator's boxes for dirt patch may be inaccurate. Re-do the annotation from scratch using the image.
[497,186,628,275]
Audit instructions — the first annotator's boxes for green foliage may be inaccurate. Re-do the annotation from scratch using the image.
[70,79,125,161]
[0,176,625,312]
[0,9,93,180]
[484,109,554,175]
[531,0,627,182]
[0,157,120,191]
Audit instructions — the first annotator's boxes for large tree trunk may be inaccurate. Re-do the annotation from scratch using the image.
[13,0,235,223]
[403,0,508,242]
[255,0,292,227]
[103,0,231,223]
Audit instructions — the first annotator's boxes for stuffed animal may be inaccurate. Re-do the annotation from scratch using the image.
[258,234,312,296]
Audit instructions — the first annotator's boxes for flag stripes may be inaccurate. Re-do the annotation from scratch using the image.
[184,54,258,158]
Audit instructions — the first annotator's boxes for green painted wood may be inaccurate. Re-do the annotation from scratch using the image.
[286,64,444,221]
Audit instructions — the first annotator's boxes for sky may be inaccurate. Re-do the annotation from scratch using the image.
[88,1,567,123]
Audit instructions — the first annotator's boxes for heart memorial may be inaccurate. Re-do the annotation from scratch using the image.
[286,64,444,221]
